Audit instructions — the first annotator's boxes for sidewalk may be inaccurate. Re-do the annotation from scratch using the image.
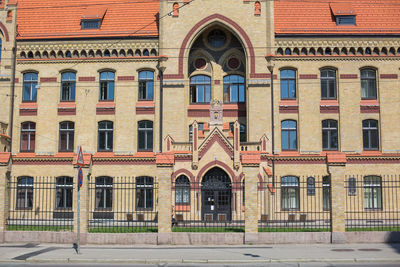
[0,243,399,264]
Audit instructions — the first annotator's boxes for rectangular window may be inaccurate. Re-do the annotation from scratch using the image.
[138,71,154,100]
[23,73,38,102]
[61,72,76,101]
[59,122,74,152]
[99,72,115,101]
[321,69,336,99]
[56,177,73,209]
[281,176,299,211]
[336,16,356,25]
[280,69,296,99]
[81,19,101,29]
[98,121,113,151]
[361,69,377,100]
[190,75,211,103]
[323,177,331,211]
[95,177,113,209]
[16,177,33,209]
[21,122,35,152]
[364,176,382,210]
[281,120,297,150]
[138,121,153,151]
[322,120,338,150]
[136,177,154,210]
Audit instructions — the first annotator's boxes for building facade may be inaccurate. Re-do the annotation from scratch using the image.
[0,0,399,243]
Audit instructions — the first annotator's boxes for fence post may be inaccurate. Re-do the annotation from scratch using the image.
[243,165,259,244]
[0,165,9,243]
[327,152,347,244]
[74,167,89,245]
[156,157,173,244]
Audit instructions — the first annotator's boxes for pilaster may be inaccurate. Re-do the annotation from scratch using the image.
[242,165,259,243]
[73,167,89,245]
[156,162,173,244]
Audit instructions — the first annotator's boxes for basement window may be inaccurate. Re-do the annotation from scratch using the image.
[81,19,101,29]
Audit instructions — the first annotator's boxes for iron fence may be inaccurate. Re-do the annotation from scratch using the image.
[345,175,400,231]
[171,181,245,232]
[258,175,331,232]
[7,176,74,231]
[88,176,158,232]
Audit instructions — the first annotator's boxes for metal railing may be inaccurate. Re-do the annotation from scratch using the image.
[171,181,245,232]
[88,176,158,233]
[345,175,400,231]
[258,175,331,232]
[7,176,74,231]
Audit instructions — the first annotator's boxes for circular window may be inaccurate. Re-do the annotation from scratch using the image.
[228,57,240,70]
[208,29,226,49]
[194,58,207,69]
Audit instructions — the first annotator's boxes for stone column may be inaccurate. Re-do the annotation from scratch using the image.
[242,165,259,244]
[73,166,89,245]
[327,152,347,244]
[156,161,173,244]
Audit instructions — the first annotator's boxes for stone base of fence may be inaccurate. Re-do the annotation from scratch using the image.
[2,231,400,245]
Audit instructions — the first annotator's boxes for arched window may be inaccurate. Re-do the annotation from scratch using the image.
[136,176,154,210]
[284,48,291,55]
[307,177,315,196]
[322,119,338,150]
[138,120,153,151]
[321,69,336,99]
[138,70,154,100]
[59,121,74,152]
[364,176,382,210]
[190,75,211,103]
[280,69,296,99]
[56,176,73,209]
[175,175,190,205]
[143,49,149,56]
[95,176,113,209]
[23,72,38,102]
[61,72,76,101]
[361,69,377,99]
[98,121,113,151]
[16,176,33,209]
[99,71,115,101]
[281,176,299,210]
[362,119,379,150]
[223,75,245,103]
[323,176,331,211]
[21,122,35,152]
[281,120,297,151]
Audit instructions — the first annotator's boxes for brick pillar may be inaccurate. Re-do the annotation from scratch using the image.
[327,152,347,244]
[0,165,9,243]
[243,165,259,243]
[73,167,89,245]
[157,164,173,244]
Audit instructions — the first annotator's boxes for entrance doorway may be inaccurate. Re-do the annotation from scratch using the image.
[201,167,232,222]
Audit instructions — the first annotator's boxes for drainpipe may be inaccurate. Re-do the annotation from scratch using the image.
[157,57,167,152]
[8,6,18,153]
[266,56,275,185]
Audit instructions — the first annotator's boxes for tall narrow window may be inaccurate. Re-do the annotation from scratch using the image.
[322,119,338,150]
[59,121,74,152]
[348,177,357,196]
[61,72,76,101]
[136,176,154,210]
[223,75,245,103]
[189,123,203,142]
[281,120,297,150]
[56,176,73,209]
[321,69,336,99]
[280,69,296,99]
[175,175,190,205]
[95,176,113,209]
[138,120,153,151]
[362,119,379,150]
[99,71,115,101]
[361,69,377,99]
[323,176,331,211]
[307,177,315,196]
[364,176,382,210]
[190,75,211,103]
[281,176,299,210]
[138,71,154,100]
[16,176,33,209]
[20,122,35,152]
[23,73,38,102]
[229,122,246,142]
[98,121,113,151]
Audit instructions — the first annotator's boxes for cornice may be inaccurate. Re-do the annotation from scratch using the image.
[17,57,160,65]
[275,39,400,47]
[274,56,400,61]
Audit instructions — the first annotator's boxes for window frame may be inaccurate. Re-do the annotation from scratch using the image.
[175,175,190,205]
[307,177,315,196]
[320,69,337,100]
[20,122,36,152]
[60,72,76,102]
[348,177,357,196]
[95,176,113,210]
[281,176,300,211]
[322,119,338,151]
[190,75,211,104]
[16,176,34,210]
[281,120,297,151]
[280,69,296,100]
[99,71,115,101]
[361,69,377,100]
[223,74,245,103]
[322,176,331,211]
[138,70,154,101]
[362,119,379,151]
[364,176,382,210]
[59,121,74,152]
[55,176,73,210]
[136,176,154,210]
[23,72,38,102]
[138,120,153,151]
[98,121,113,152]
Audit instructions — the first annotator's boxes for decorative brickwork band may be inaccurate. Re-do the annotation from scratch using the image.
[79,76,96,82]
[117,76,135,81]
[40,77,57,83]
[340,74,358,79]
[299,74,318,79]
[380,74,398,79]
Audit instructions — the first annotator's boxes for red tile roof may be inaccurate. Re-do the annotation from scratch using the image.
[275,0,400,35]
[17,0,159,40]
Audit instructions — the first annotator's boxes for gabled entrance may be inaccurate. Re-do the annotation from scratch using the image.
[201,167,232,222]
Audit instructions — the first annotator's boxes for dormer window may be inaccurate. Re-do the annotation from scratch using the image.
[330,3,356,26]
[82,19,101,29]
